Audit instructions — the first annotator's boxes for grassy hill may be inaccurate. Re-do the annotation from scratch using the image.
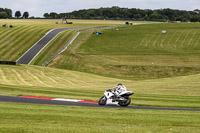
[0,64,199,108]
[0,20,200,133]
[0,20,199,108]
[0,19,125,62]
[48,23,200,79]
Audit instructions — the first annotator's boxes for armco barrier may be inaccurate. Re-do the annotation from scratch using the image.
[0,61,16,65]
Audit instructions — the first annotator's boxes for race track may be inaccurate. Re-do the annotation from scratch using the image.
[7,26,199,112]
[16,27,80,65]
[0,95,199,111]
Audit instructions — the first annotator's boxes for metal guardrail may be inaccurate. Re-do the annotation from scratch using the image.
[42,26,120,67]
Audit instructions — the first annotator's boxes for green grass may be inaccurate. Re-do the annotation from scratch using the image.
[0,24,50,61]
[78,23,200,55]
[0,19,126,61]
[48,23,200,79]
[0,65,200,108]
[0,20,200,132]
[0,102,200,133]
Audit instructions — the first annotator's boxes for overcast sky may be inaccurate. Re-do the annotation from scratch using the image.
[1,0,200,17]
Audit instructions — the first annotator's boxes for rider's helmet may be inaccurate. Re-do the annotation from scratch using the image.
[117,83,123,90]
[118,83,122,86]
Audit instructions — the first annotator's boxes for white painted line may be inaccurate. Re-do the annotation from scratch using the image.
[28,27,81,65]
[61,31,80,53]
[42,31,81,66]
[52,98,82,102]
[27,31,63,65]
[16,29,54,62]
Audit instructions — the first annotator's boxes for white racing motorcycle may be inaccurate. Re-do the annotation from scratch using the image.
[98,88,134,107]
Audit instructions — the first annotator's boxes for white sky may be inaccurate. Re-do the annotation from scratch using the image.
[0,0,200,17]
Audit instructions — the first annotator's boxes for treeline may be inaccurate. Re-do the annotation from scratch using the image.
[14,11,29,19]
[44,6,200,22]
[0,8,12,18]
[0,8,29,19]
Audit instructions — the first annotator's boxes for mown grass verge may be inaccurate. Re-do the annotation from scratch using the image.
[0,102,200,133]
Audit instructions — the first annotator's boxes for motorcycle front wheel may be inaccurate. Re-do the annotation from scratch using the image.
[98,96,107,105]
[119,96,131,107]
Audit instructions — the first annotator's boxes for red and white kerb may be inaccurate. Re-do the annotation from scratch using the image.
[19,96,98,104]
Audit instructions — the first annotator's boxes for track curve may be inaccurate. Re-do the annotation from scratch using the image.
[16,27,81,65]
[0,95,199,111]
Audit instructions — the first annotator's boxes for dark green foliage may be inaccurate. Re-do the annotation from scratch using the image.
[43,13,50,18]
[22,12,29,19]
[0,12,8,18]
[15,11,21,18]
[49,12,58,18]
[0,8,12,18]
[44,7,200,22]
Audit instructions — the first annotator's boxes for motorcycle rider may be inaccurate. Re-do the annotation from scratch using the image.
[109,83,127,97]
[98,83,133,106]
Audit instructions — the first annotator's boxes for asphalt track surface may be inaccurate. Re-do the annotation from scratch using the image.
[0,95,200,111]
[16,27,80,65]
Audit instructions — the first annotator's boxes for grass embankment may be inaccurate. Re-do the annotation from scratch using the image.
[0,19,125,62]
[0,102,199,133]
[48,23,200,79]
[0,65,199,108]
[0,24,50,61]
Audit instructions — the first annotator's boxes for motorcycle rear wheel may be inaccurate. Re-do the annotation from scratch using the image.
[98,96,107,105]
[119,96,131,107]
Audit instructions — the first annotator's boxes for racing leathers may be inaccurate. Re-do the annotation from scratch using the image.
[109,84,127,97]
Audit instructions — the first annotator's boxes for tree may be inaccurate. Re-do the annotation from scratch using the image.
[0,12,8,18]
[15,11,21,18]
[43,13,49,18]
[23,12,29,19]
[194,9,200,14]
[4,8,12,18]
[0,8,12,18]
[43,7,200,22]
[49,12,58,18]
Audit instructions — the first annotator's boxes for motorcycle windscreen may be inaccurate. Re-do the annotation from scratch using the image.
[119,91,134,97]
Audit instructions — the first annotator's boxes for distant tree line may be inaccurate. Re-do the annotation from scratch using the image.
[0,7,30,19]
[44,6,200,22]
[0,8,12,18]
[15,11,29,19]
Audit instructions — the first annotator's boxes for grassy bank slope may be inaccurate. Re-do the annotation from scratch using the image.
[0,65,200,108]
[48,23,200,79]
[0,19,125,62]
[0,24,50,61]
